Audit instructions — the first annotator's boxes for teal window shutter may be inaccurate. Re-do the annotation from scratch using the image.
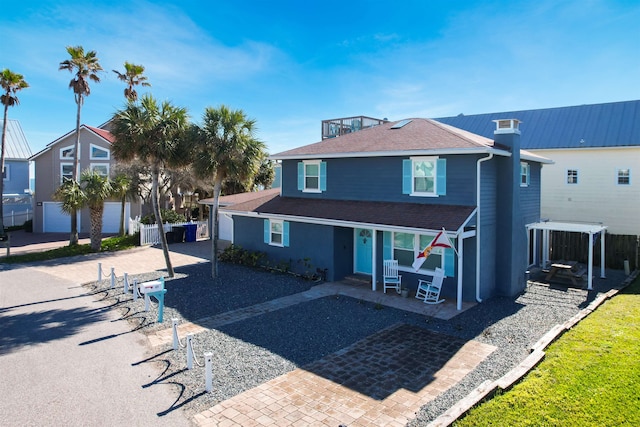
[444,247,455,277]
[383,231,392,259]
[437,158,447,195]
[297,162,304,190]
[320,161,327,191]
[402,159,412,194]
[264,219,270,243]
[283,221,290,247]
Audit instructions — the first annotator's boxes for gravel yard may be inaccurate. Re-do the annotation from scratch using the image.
[84,262,628,424]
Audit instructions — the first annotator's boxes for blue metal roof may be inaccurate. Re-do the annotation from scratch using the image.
[435,100,640,150]
[0,119,32,159]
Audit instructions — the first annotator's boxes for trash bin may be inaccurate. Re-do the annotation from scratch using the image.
[184,223,197,242]
[165,231,174,244]
[172,226,186,243]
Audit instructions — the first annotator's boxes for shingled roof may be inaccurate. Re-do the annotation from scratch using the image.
[222,191,476,232]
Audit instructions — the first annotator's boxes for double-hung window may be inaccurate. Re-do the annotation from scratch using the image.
[60,163,74,183]
[403,157,446,196]
[297,160,327,193]
[617,169,630,185]
[386,231,452,275]
[567,169,578,184]
[520,162,530,187]
[264,219,290,247]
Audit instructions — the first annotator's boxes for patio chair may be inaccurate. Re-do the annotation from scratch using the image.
[383,259,402,294]
[415,267,445,304]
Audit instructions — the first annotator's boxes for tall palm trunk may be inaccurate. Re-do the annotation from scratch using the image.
[211,177,222,278]
[0,104,8,235]
[69,100,82,246]
[152,165,174,277]
[119,195,126,236]
[89,206,103,251]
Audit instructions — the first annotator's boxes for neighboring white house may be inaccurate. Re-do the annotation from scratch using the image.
[437,100,640,236]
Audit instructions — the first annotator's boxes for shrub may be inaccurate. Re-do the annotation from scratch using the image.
[140,209,186,225]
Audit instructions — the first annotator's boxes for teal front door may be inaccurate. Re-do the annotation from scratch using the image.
[355,228,373,274]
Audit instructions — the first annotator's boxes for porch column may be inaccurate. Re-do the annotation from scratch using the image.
[587,233,594,290]
[600,229,606,278]
[371,230,377,291]
[457,233,463,311]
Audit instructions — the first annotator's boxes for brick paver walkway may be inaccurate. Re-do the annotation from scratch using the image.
[193,324,496,426]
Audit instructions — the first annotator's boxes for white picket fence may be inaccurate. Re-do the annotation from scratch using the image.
[129,217,209,246]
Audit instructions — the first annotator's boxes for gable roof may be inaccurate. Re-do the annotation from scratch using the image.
[271,117,549,163]
[0,119,32,160]
[222,191,476,233]
[200,188,280,207]
[29,124,114,160]
[435,100,640,150]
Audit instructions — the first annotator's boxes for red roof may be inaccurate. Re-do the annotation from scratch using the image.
[86,125,115,143]
[223,192,476,232]
[272,118,495,159]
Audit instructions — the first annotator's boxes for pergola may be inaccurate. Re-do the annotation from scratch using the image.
[527,221,607,290]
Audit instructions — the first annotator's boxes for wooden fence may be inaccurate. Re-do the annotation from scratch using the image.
[549,231,639,270]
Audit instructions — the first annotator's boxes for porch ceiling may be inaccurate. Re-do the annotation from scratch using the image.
[223,194,476,232]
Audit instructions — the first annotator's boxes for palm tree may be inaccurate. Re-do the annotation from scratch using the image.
[193,105,267,278]
[59,46,103,245]
[112,172,134,236]
[112,62,151,102]
[80,169,113,251]
[0,69,29,237]
[111,94,190,277]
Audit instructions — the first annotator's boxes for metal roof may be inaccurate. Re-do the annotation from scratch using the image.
[0,119,32,159]
[435,100,640,150]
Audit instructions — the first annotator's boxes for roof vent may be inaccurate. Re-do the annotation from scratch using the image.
[391,119,412,129]
[493,119,521,135]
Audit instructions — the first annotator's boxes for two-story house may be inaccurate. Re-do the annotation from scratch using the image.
[1,119,33,227]
[221,118,551,306]
[436,100,640,237]
[30,124,138,234]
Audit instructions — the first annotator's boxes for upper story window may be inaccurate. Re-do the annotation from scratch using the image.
[2,164,8,181]
[60,145,78,159]
[567,169,578,184]
[60,163,74,183]
[617,169,630,185]
[402,157,446,197]
[90,144,110,160]
[263,219,289,247]
[90,163,109,177]
[520,162,530,187]
[297,160,327,193]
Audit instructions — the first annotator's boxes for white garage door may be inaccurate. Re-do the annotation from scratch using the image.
[102,202,130,233]
[43,202,80,232]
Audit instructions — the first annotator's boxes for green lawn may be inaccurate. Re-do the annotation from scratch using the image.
[0,234,139,264]
[455,277,640,427]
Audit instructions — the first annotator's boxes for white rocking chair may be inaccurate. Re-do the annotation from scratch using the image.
[383,259,402,294]
[415,267,445,304]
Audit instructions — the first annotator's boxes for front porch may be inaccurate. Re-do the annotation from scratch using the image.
[335,275,476,320]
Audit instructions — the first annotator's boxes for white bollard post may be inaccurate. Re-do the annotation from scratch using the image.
[205,352,213,392]
[172,318,179,350]
[98,262,102,282]
[123,273,129,294]
[187,334,194,370]
[133,279,138,301]
[110,267,115,288]
[144,293,150,312]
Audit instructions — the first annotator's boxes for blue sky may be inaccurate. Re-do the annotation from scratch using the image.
[2,0,639,156]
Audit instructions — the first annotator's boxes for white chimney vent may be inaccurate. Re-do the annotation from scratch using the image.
[493,119,521,134]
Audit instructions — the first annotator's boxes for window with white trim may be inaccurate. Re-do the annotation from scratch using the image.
[91,163,109,177]
[393,232,442,271]
[520,162,530,187]
[60,163,74,183]
[297,160,326,193]
[617,169,630,185]
[567,169,578,184]
[2,164,8,181]
[270,220,283,245]
[90,144,110,160]
[403,157,446,197]
[60,145,77,159]
[264,219,290,247]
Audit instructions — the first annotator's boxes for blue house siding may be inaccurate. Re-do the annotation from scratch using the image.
[520,162,542,224]
[233,216,338,281]
[281,155,478,206]
[479,160,498,298]
[3,160,29,194]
